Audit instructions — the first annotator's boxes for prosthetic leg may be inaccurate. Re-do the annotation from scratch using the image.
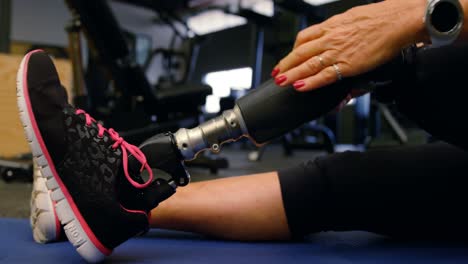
[134,43,468,208]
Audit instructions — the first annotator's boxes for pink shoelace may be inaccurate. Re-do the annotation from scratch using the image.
[75,109,153,189]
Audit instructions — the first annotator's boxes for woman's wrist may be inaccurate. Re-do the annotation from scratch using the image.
[386,0,429,46]
[395,0,468,45]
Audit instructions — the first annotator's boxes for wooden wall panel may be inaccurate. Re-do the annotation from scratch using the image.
[0,53,72,157]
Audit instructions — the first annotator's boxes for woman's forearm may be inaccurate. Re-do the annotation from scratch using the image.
[384,0,428,46]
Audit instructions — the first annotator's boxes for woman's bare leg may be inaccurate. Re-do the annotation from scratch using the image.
[149,172,291,241]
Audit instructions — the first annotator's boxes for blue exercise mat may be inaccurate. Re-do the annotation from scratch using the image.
[1,218,468,263]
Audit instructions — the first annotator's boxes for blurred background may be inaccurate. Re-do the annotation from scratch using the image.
[0,0,429,218]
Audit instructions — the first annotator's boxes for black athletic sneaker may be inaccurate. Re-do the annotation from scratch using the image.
[16,50,158,262]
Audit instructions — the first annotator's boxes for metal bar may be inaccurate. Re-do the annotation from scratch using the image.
[0,0,11,53]
[250,24,264,89]
[378,103,408,144]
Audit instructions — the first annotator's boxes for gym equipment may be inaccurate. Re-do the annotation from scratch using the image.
[0,155,33,183]
[0,0,11,53]
[64,0,212,132]
[64,0,231,174]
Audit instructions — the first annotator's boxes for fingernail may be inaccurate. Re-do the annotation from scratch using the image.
[275,75,287,85]
[271,68,280,77]
[293,80,305,90]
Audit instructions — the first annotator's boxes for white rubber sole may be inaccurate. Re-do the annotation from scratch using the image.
[17,51,108,263]
[30,161,61,244]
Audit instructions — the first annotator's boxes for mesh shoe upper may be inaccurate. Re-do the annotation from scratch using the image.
[58,108,149,248]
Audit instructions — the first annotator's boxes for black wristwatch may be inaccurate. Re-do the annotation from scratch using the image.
[424,0,464,47]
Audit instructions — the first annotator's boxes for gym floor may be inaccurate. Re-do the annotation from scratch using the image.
[0,144,324,219]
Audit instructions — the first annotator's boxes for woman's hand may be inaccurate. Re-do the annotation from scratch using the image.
[272,0,428,92]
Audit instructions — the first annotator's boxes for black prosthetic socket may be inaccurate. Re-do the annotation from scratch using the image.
[123,133,189,211]
[118,173,175,213]
[137,133,190,187]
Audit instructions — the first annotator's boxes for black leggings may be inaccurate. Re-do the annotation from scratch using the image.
[278,142,468,239]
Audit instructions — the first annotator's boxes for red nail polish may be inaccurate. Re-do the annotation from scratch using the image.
[271,68,280,77]
[275,75,287,85]
[293,80,305,90]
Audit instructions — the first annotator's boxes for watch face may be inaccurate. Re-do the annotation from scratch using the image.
[431,1,461,33]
